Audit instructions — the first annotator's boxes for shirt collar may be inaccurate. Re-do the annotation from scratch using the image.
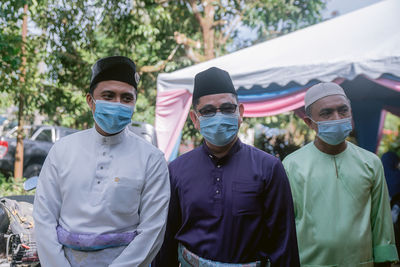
[93,127,127,145]
[311,141,348,158]
[202,138,242,165]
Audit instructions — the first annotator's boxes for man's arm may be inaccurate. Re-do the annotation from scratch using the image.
[33,148,71,267]
[370,161,399,264]
[110,153,170,267]
[152,164,182,267]
[264,159,300,267]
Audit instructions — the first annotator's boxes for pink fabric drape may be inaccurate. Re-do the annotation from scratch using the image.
[154,89,308,159]
[155,89,192,160]
[372,78,400,92]
[243,91,307,117]
[154,77,396,159]
[242,78,345,117]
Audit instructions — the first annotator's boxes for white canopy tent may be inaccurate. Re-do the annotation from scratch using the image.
[155,0,400,160]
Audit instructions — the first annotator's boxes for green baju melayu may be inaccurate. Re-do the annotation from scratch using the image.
[283,141,398,267]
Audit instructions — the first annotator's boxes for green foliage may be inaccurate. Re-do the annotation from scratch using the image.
[237,0,325,46]
[30,0,195,128]
[1,0,327,137]
[0,0,49,126]
[0,93,14,112]
[0,0,27,93]
[182,114,203,147]
[0,173,33,196]
[379,113,400,157]
[254,132,301,160]
[252,113,314,159]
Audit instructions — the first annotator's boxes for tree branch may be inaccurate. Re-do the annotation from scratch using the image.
[187,0,204,25]
[174,32,201,49]
[154,0,169,4]
[184,47,204,63]
[173,32,204,63]
[139,44,180,73]
[217,1,259,46]
[218,9,245,45]
[185,0,216,60]
[212,19,227,27]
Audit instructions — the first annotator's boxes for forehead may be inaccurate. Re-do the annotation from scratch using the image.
[312,94,350,111]
[94,80,136,94]
[196,93,237,108]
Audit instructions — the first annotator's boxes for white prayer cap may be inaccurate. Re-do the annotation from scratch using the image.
[304,82,347,110]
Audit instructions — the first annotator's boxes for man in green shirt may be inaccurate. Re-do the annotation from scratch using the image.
[283,82,398,267]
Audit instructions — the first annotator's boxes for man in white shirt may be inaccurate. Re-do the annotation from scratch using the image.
[33,56,170,267]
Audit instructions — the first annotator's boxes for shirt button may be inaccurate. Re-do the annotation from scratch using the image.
[216,178,220,182]
[100,166,103,170]
[217,165,221,168]
[216,190,220,194]
[97,181,100,184]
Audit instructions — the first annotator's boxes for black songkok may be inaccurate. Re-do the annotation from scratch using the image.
[193,67,237,101]
[90,56,140,94]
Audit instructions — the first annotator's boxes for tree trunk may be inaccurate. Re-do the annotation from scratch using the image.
[201,0,215,60]
[14,4,28,181]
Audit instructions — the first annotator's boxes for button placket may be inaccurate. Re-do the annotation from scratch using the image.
[211,168,223,217]
[212,169,223,200]
[90,142,111,206]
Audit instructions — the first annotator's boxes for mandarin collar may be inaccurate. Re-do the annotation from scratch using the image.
[202,138,242,165]
[311,141,349,158]
[93,127,127,145]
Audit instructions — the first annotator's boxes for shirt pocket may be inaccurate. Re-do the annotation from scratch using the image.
[107,177,141,215]
[232,182,262,216]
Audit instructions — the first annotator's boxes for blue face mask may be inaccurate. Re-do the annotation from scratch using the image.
[312,117,353,145]
[92,99,134,134]
[198,113,239,146]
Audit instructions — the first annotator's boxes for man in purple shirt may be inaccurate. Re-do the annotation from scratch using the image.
[153,67,299,267]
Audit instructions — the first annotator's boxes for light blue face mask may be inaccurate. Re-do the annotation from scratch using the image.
[198,113,239,146]
[311,117,353,145]
[92,99,134,134]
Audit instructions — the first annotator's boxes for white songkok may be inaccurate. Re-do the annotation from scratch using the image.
[304,82,347,110]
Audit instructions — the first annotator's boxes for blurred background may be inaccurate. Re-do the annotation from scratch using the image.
[0,0,399,187]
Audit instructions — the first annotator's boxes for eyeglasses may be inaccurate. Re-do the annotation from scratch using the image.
[198,103,237,117]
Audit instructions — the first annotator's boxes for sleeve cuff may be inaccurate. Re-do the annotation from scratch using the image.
[374,244,399,263]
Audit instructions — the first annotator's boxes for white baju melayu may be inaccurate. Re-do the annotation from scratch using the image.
[33,127,170,267]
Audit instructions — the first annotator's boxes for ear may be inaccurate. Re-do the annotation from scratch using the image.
[303,117,312,127]
[86,93,94,111]
[189,110,200,130]
[303,117,317,132]
[238,103,244,125]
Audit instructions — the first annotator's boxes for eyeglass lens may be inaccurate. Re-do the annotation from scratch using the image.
[198,103,237,117]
